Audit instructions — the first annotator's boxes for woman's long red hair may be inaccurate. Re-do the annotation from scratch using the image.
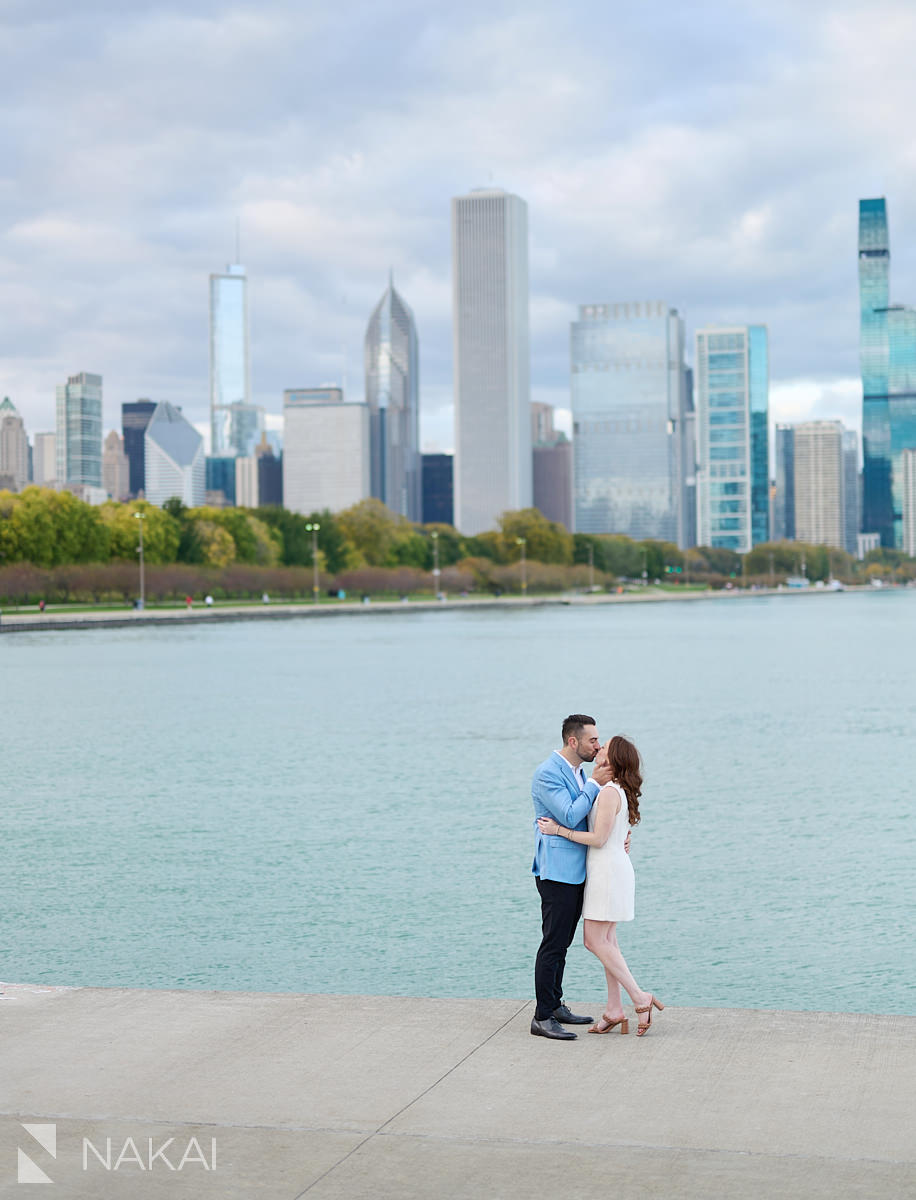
[607,735,642,825]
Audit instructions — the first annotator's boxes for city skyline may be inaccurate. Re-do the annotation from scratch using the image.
[4,3,916,452]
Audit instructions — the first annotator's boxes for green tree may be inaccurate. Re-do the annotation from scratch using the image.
[744,541,804,578]
[693,545,742,577]
[101,501,180,564]
[256,507,349,572]
[591,535,643,578]
[499,508,573,565]
[0,487,109,566]
[641,540,683,580]
[337,498,410,567]
[420,524,465,569]
[194,520,237,566]
[391,530,429,568]
[462,530,507,563]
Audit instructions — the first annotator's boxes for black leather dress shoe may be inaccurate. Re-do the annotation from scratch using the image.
[553,1004,594,1025]
[530,1015,577,1040]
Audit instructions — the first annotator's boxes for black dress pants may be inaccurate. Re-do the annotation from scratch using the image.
[534,876,585,1020]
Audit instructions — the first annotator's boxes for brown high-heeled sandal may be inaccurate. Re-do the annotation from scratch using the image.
[588,1013,629,1035]
[634,995,664,1037]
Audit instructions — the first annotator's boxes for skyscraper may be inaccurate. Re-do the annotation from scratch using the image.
[102,430,130,500]
[859,198,916,547]
[681,367,698,549]
[793,421,845,549]
[210,262,262,455]
[121,400,157,497]
[452,188,531,534]
[32,432,57,488]
[773,424,796,541]
[902,448,916,557]
[0,397,28,492]
[56,372,102,487]
[235,456,258,508]
[572,302,688,543]
[365,276,421,521]
[421,454,454,526]
[256,434,283,507]
[748,326,770,546]
[842,429,861,555]
[144,402,205,507]
[531,404,573,530]
[205,456,236,506]
[695,326,769,553]
[282,388,369,515]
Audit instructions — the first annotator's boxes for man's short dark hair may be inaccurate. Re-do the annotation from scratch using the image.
[561,714,596,745]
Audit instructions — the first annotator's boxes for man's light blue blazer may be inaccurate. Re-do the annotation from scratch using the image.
[531,752,601,884]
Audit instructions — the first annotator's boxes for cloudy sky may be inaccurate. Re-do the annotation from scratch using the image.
[4,0,916,453]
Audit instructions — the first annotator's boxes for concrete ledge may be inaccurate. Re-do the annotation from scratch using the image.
[1,984,913,1197]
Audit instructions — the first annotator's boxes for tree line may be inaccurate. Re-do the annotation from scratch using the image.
[0,487,913,599]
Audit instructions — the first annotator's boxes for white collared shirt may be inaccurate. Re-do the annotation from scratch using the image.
[552,749,588,791]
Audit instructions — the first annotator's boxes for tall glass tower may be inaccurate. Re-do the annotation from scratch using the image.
[859,198,916,547]
[773,424,796,541]
[571,301,688,542]
[452,188,531,534]
[56,372,103,487]
[365,275,421,521]
[695,326,769,553]
[210,263,261,455]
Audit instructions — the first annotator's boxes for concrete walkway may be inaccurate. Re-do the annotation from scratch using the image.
[0,584,867,633]
[1,985,913,1198]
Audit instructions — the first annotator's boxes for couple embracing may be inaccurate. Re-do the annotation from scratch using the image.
[530,713,663,1041]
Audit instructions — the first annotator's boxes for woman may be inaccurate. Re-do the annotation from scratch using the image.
[537,735,663,1036]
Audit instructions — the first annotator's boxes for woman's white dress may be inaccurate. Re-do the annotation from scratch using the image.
[582,781,635,922]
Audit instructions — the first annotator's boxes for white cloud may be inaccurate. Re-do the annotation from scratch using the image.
[3,0,916,460]
[770,377,862,433]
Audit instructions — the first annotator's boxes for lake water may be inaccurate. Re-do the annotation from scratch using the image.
[2,591,914,1015]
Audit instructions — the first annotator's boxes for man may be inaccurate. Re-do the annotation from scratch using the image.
[530,714,613,1040]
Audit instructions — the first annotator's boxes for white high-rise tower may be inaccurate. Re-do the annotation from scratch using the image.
[451,188,531,534]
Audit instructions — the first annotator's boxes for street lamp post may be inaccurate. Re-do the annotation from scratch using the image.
[305,522,321,603]
[431,531,441,598]
[588,542,595,591]
[641,546,648,586]
[516,537,527,596]
[134,511,145,610]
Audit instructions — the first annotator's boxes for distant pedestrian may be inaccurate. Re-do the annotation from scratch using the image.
[39,599,46,613]
[185,595,193,609]
[205,595,214,607]
[262,592,270,604]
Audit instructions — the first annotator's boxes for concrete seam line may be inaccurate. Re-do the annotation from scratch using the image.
[290,1001,529,1200]
[0,1112,375,1136]
[371,1132,916,1166]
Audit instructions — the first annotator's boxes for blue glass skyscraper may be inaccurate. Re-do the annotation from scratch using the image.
[695,326,769,553]
[571,301,689,543]
[749,325,770,546]
[859,198,916,547]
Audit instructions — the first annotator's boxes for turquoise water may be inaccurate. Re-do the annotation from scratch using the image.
[2,592,914,1014]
